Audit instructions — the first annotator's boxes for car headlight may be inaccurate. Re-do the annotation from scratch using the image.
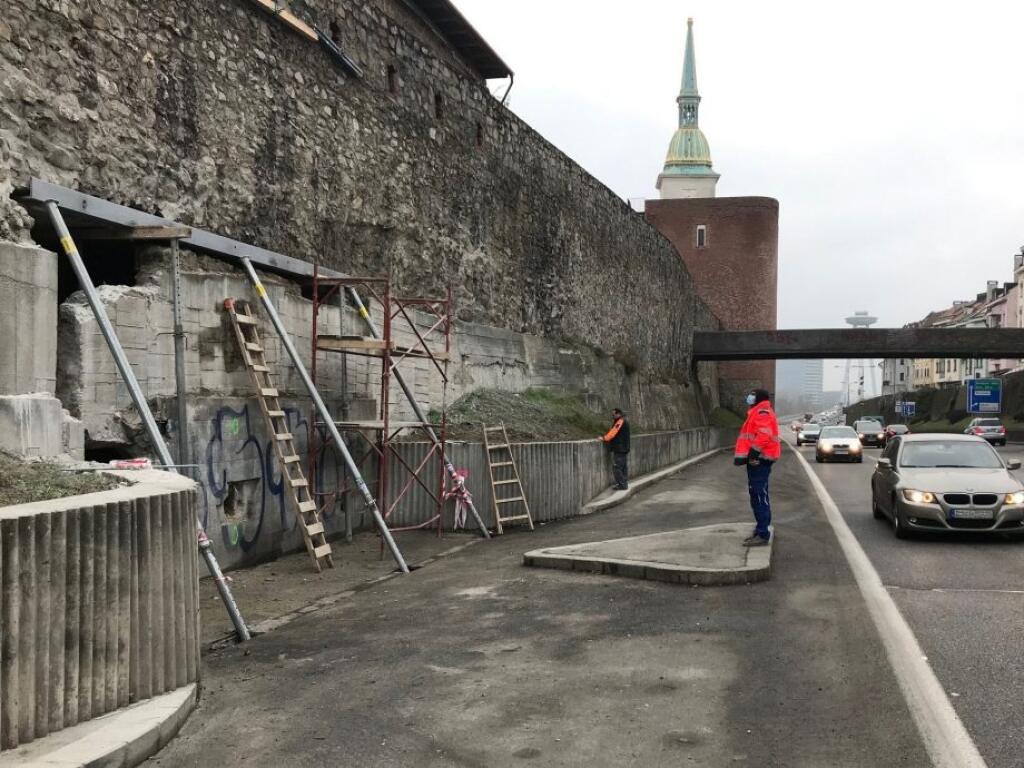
[902,489,936,504]
[821,444,833,452]
[850,444,861,452]
[876,433,885,439]
[1005,492,1024,505]
[858,433,865,438]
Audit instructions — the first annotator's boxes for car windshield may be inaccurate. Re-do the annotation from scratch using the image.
[821,427,857,438]
[802,423,820,431]
[978,419,1002,427]
[899,441,1003,469]
[856,422,882,432]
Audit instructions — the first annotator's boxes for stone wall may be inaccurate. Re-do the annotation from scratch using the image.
[2,0,718,385]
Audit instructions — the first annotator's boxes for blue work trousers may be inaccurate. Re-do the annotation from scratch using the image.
[746,460,773,539]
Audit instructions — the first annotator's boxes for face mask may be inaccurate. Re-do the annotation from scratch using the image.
[745,394,757,406]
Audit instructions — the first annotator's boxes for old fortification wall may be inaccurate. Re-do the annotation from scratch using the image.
[1,0,717,383]
[1,0,724,566]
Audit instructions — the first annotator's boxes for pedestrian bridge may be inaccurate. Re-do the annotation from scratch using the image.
[692,329,1024,361]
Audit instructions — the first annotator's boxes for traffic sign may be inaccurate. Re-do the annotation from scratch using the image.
[903,401,916,417]
[967,378,1002,414]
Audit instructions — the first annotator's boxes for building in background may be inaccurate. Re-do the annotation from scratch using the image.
[903,258,1022,388]
[645,18,779,406]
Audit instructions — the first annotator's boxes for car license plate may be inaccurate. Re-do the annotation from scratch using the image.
[950,509,994,520]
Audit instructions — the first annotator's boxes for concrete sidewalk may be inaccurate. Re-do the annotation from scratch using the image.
[157,453,930,767]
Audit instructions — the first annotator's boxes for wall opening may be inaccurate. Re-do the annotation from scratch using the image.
[386,64,398,95]
[475,122,484,148]
[434,92,444,119]
[329,19,341,45]
[696,224,707,248]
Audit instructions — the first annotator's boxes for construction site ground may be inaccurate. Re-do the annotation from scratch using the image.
[165,452,928,767]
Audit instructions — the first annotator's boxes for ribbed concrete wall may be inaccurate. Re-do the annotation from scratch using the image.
[383,428,731,529]
[0,470,200,751]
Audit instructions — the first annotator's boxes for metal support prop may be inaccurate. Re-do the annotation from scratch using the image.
[238,258,410,573]
[46,202,251,643]
[170,239,190,472]
[344,287,491,539]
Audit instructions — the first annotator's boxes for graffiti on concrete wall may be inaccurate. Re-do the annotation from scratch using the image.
[199,403,316,553]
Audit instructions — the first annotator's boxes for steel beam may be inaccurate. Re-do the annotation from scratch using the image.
[693,329,1024,361]
[16,178,338,281]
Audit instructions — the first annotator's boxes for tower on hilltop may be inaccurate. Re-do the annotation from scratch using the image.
[657,18,720,199]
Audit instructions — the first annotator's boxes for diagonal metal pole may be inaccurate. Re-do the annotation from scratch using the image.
[345,287,491,539]
[46,202,251,642]
[237,258,410,573]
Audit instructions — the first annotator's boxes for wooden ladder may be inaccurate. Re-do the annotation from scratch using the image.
[224,298,334,572]
[483,424,534,535]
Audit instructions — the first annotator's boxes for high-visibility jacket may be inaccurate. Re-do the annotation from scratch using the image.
[602,417,630,454]
[735,401,782,463]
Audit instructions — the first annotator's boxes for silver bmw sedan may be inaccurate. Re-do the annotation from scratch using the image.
[871,434,1024,539]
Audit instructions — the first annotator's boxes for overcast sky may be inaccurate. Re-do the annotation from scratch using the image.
[457,0,1024,382]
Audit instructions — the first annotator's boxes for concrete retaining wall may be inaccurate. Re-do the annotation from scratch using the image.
[0,470,200,751]
[383,427,732,530]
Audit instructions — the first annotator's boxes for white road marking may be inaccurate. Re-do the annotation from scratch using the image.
[788,443,988,768]
[888,585,1024,596]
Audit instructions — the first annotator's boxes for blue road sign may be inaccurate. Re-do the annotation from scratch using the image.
[967,378,1002,414]
[903,402,916,417]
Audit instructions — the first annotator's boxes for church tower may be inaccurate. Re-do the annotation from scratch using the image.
[657,18,720,199]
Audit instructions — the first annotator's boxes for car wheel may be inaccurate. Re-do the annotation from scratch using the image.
[872,496,884,520]
[856,457,863,463]
[892,497,910,539]
[815,455,823,463]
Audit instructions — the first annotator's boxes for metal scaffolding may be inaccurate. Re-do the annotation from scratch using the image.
[309,271,453,540]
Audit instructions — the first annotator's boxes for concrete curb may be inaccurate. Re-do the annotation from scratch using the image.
[580,448,724,516]
[0,683,196,767]
[523,524,772,586]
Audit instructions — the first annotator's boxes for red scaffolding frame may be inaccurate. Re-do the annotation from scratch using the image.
[308,270,452,540]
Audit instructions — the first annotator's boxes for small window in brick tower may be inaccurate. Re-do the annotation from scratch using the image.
[434,92,444,119]
[696,224,708,248]
[386,64,398,95]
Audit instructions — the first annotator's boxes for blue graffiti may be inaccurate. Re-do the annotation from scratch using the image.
[200,403,339,552]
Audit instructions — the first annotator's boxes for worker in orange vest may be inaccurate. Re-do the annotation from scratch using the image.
[601,408,631,490]
[734,389,781,546]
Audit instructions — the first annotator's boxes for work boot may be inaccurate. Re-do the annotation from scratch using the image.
[742,535,770,547]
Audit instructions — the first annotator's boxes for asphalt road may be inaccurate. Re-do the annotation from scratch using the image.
[157,453,931,767]
[797,435,1024,768]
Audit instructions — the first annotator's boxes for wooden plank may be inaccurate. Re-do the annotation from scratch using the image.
[234,314,257,325]
[267,410,285,417]
[297,501,317,514]
[487,444,510,450]
[273,433,294,441]
[260,388,279,397]
[287,478,308,488]
[313,543,332,559]
[281,455,302,464]
[491,461,514,467]
[305,522,324,537]
[498,514,531,522]
[244,343,263,352]
[493,479,518,485]
[252,365,269,372]
[495,496,525,504]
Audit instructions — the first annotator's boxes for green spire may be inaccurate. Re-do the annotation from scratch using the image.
[678,18,700,127]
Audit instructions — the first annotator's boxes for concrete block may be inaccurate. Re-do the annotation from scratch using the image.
[61,410,85,460]
[0,394,64,457]
[0,243,58,396]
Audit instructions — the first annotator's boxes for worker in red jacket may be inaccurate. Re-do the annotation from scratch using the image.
[734,389,781,546]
